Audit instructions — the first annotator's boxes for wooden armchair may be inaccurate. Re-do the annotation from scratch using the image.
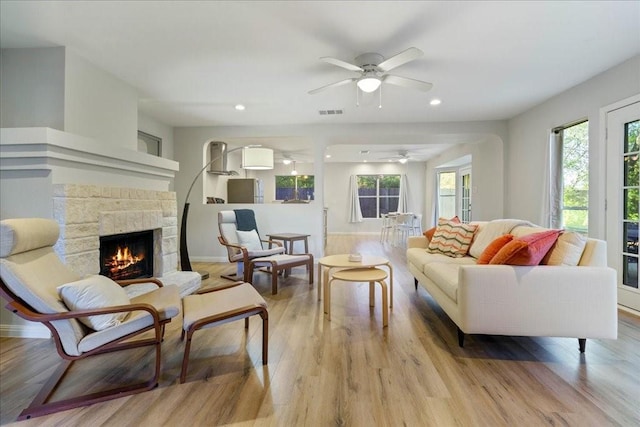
[0,218,181,420]
[217,210,285,280]
[217,210,314,294]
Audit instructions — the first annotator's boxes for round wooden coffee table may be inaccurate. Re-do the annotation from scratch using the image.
[317,254,393,307]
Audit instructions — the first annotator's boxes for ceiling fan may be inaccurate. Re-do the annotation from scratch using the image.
[308,47,433,96]
[379,150,411,163]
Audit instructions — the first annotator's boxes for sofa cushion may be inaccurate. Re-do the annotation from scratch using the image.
[427,221,477,258]
[490,229,561,265]
[543,231,587,266]
[468,219,533,259]
[423,263,461,302]
[407,248,477,273]
[511,225,546,238]
[476,234,514,264]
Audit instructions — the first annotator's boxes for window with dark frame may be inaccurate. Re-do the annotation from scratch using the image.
[275,175,315,201]
[357,175,400,218]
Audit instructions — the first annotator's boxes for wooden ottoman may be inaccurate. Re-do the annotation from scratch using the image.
[247,253,314,294]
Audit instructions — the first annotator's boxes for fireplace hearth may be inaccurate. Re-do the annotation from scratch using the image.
[100,230,154,280]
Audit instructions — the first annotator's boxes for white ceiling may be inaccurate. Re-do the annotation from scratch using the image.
[1,1,639,162]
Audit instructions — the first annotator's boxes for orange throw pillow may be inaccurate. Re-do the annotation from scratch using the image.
[489,240,529,264]
[490,229,561,266]
[424,216,460,240]
[476,234,514,264]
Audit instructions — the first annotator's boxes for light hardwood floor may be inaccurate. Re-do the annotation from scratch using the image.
[1,234,639,426]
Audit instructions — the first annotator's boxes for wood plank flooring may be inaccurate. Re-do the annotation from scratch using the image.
[1,234,639,426]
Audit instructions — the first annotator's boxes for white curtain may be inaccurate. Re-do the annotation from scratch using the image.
[348,175,363,223]
[541,131,563,228]
[398,174,409,213]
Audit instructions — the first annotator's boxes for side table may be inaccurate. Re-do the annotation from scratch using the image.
[266,233,310,254]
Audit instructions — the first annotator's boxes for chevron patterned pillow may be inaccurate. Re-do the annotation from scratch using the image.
[427,220,478,258]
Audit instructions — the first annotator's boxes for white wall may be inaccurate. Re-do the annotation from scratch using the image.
[0,47,141,151]
[506,55,640,239]
[64,50,139,150]
[0,47,66,130]
[325,161,425,234]
[425,135,505,226]
[138,112,175,161]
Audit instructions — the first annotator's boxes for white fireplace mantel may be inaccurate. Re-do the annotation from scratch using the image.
[0,127,179,189]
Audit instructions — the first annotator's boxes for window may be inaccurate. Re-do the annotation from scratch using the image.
[554,121,589,233]
[437,171,457,219]
[357,175,400,218]
[275,175,314,201]
[137,131,162,156]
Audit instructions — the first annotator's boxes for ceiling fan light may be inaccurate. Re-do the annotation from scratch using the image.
[357,77,381,93]
[398,158,408,164]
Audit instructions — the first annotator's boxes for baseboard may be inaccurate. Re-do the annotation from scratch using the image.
[618,304,640,318]
[0,323,51,339]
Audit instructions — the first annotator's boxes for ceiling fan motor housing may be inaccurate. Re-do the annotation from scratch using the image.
[355,53,384,75]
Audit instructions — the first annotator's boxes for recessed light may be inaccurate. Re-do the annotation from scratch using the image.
[325,154,331,158]
[429,99,441,106]
[235,104,246,111]
[363,160,368,163]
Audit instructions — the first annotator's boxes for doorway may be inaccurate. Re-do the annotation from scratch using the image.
[606,99,640,311]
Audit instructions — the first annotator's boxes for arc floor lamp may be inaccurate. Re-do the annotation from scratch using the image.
[180,143,274,273]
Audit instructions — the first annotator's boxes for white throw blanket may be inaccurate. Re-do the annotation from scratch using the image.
[468,219,535,259]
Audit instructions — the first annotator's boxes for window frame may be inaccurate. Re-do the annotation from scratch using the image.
[357,174,401,219]
[552,119,589,234]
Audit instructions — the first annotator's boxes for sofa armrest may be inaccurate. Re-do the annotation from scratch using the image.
[408,236,429,249]
[456,265,617,339]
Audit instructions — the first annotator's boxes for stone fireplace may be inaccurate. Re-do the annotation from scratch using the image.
[52,183,179,278]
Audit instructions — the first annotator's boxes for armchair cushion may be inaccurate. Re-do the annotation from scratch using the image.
[78,284,180,353]
[236,229,263,251]
[58,275,131,331]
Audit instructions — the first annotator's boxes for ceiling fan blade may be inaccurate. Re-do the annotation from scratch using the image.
[383,74,433,92]
[308,78,357,95]
[320,57,363,72]
[377,47,423,71]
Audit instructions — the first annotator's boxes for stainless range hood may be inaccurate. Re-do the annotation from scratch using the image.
[208,141,238,175]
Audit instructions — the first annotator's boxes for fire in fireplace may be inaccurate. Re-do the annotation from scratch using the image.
[99,230,154,280]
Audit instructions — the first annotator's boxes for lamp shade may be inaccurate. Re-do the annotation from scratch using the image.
[357,77,381,93]
[242,147,274,170]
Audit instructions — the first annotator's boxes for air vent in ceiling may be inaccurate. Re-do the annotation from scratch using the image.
[318,109,343,115]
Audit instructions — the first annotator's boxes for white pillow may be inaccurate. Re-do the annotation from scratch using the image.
[236,229,263,251]
[58,275,131,331]
[543,231,587,266]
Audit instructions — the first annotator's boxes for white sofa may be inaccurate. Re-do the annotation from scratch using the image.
[407,220,618,352]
